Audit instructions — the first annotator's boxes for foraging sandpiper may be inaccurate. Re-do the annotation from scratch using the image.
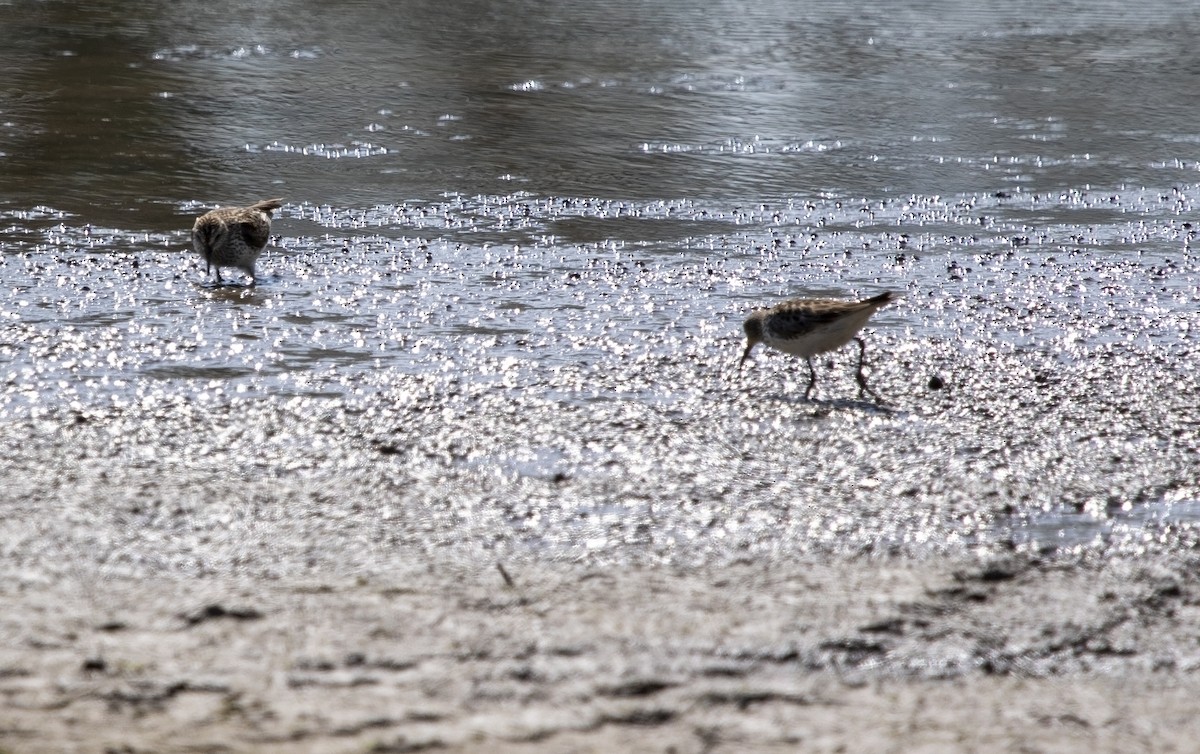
[191,198,283,285]
[739,291,898,400]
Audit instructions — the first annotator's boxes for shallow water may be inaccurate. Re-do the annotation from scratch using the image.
[1,0,1199,566]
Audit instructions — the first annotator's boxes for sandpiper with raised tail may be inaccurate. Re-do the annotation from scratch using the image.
[191,198,283,285]
[739,291,898,401]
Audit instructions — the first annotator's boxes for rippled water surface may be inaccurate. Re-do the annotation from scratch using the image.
[2,0,1199,566]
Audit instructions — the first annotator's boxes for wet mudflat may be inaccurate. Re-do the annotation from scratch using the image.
[2,1,1200,752]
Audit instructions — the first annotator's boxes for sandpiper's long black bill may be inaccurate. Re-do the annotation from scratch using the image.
[737,344,755,372]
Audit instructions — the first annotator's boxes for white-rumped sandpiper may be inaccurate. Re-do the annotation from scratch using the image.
[191,198,283,285]
[739,291,898,400]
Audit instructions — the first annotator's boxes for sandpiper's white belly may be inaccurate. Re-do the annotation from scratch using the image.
[763,310,876,358]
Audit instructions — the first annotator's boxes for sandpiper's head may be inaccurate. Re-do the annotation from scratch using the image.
[192,219,219,273]
[739,311,765,371]
[192,218,220,253]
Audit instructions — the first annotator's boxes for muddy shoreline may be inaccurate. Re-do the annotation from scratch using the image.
[2,345,1199,753]
[5,549,1200,753]
[5,1,1200,749]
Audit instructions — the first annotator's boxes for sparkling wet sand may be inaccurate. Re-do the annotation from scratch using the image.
[2,331,1198,752]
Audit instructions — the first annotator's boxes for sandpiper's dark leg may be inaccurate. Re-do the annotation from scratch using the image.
[804,357,818,400]
[854,337,881,401]
[214,267,223,284]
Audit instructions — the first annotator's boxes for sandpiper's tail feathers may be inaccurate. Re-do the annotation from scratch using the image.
[249,198,285,214]
[865,291,899,307]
